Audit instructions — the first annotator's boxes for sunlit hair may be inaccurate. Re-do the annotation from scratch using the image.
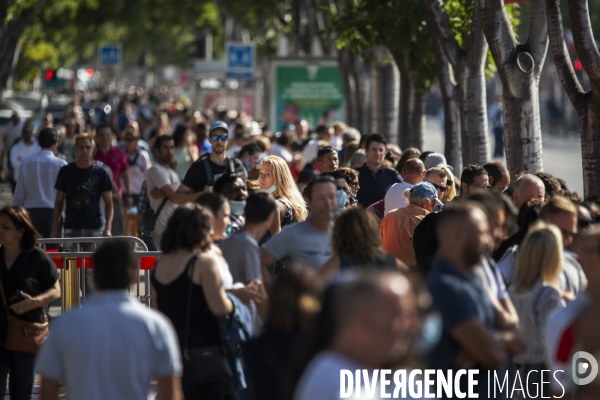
[261,155,308,221]
[441,166,457,201]
[512,221,563,293]
[0,207,39,250]
[124,121,140,139]
[332,208,382,262]
[74,133,95,148]
[337,167,359,197]
[264,263,322,333]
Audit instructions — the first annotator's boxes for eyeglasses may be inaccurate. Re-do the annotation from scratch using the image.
[211,134,228,142]
[430,183,448,193]
[560,228,578,239]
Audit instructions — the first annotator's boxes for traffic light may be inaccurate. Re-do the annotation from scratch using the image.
[44,69,57,82]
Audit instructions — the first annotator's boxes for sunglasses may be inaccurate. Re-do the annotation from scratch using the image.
[430,183,448,193]
[211,135,228,142]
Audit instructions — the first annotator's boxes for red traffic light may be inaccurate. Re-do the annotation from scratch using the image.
[574,60,583,71]
[86,68,94,77]
[45,69,54,81]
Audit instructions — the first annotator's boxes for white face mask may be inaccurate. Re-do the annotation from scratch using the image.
[266,185,277,194]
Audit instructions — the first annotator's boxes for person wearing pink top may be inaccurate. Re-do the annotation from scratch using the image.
[94,123,133,236]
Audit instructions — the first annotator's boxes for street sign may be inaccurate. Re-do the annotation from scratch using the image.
[226,43,254,80]
[98,43,122,66]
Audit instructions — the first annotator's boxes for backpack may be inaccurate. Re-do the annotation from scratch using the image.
[127,152,140,167]
[413,211,440,277]
[201,154,236,187]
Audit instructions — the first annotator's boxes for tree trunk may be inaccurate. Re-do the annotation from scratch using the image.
[546,0,600,197]
[481,0,547,179]
[338,48,358,128]
[354,54,372,136]
[431,24,462,171]
[393,52,424,149]
[578,90,600,197]
[425,0,489,165]
[370,57,383,136]
[457,65,490,166]
[381,59,400,144]
[502,85,544,176]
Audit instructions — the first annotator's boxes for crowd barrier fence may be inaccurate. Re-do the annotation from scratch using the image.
[37,237,161,312]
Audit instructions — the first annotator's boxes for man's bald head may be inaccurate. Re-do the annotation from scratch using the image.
[402,158,426,185]
[513,174,545,209]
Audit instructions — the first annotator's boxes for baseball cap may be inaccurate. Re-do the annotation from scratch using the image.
[209,120,229,135]
[424,153,453,170]
[408,182,444,206]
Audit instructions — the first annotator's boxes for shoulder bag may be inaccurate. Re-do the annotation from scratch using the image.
[140,198,167,233]
[0,275,48,354]
[181,255,232,384]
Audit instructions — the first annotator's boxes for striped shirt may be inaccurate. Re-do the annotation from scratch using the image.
[510,281,566,364]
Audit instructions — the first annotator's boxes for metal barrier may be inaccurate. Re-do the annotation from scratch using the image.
[38,237,160,313]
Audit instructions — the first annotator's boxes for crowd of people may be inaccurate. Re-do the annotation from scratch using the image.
[0,94,600,400]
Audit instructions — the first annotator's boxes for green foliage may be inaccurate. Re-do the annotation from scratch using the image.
[13,0,226,85]
[221,0,289,58]
[329,0,437,93]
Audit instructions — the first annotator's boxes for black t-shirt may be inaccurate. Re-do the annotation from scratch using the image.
[55,163,113,230]
[0,247,60,331]
[181,155,247,193]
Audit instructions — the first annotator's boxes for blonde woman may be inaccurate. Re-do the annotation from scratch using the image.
[440,166,458,202]
[259,155,308,236]
[509,222,568,397]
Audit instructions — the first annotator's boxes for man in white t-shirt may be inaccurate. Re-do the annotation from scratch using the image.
[384,158,425,215]
[294,271,418,400]
[146,135,200,249]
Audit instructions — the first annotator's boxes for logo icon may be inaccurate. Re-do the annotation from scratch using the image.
[572,351,599,385]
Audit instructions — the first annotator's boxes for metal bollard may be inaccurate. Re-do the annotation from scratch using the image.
[61,252,80,310]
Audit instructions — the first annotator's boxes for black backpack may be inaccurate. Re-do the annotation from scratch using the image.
[413,211,440,277]
[200,154,235,187]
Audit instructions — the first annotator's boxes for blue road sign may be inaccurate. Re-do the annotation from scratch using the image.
[98,44,122,66]
[226,43,254,80]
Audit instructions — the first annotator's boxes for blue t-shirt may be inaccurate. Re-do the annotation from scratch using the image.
[355,164,402,208]
[55,163,113,230]
[426,257,503,399]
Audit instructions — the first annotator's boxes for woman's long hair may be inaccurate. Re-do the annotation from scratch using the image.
[332,208,382,262]
[262,155,308,221]
[0,207,39,250]
[440,166,457,202]
[512,221,563,293]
